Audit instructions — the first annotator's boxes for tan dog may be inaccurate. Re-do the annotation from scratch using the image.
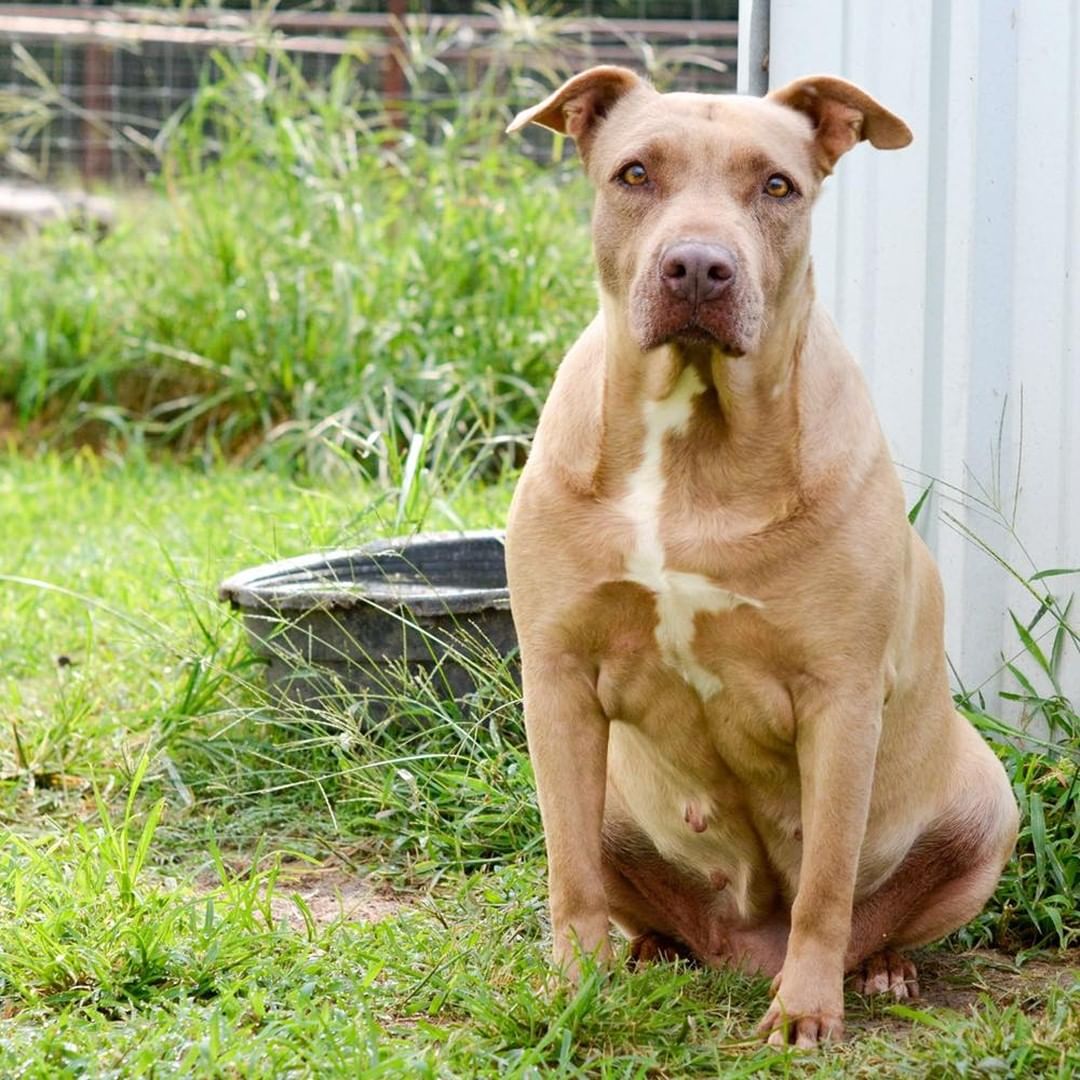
[504,67,1018,1048]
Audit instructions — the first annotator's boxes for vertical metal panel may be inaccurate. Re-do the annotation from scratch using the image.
[744,0,1080,703]
[735,0,770,95]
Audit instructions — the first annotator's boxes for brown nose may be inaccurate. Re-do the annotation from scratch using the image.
[659,242,737,305]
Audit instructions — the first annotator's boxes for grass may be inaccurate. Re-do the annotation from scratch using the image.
[0,453,1077,1078]
[1,47,594,475]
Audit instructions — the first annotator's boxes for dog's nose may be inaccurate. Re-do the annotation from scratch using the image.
[659,242,737,304]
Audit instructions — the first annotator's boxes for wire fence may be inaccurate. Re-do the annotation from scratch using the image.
[0,3,738,184]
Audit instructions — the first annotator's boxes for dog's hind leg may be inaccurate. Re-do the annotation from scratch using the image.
[845,770,1018,997]
[601,819,703,966]
[601,819,788,976]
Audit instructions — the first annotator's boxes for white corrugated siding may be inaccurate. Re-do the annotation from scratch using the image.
[739,0,1080,706]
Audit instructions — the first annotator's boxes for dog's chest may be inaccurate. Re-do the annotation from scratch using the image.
[597,369,809,908]
[616,366,760,700]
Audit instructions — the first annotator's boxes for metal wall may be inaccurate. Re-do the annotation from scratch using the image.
[740,0,1080,707]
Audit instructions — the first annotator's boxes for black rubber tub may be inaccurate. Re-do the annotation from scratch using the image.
[218,531,517,715]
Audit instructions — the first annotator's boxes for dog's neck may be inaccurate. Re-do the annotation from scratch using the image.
[597,277,815,520]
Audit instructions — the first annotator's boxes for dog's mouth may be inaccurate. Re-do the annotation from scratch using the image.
[664,320,747,358]
[636,308,755,358]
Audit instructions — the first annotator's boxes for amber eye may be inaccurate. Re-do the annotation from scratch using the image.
[619,162,649,186]
[764,174,793,198]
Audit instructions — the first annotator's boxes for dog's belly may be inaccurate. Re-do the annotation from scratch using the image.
[601,646,805,923]
[603,668,925,924]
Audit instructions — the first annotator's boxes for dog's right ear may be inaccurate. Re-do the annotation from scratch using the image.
[507,66,645,153]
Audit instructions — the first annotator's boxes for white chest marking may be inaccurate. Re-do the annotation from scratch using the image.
[618,366,762,699]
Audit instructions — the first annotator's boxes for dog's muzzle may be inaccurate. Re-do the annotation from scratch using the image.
[630,241,757,356]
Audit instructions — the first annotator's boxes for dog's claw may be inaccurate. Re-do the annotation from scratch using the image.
[852,949,919,1001]
[761,1009,844,1049]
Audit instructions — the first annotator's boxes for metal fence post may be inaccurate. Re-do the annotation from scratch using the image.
[79,0,112,181]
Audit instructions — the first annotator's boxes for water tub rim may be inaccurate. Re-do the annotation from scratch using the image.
[218,529,510,618]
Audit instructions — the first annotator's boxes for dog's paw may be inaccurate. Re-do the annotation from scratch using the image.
[757,976,844,1049]
[851,949,919,1001]
[758,1001,845,1049]
[551,921,614,987]
[627,931,696,970]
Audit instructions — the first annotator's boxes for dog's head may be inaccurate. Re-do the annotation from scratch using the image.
[509,69,911,358]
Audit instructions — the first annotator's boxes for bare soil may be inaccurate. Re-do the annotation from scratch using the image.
[193,859,408,932]
[847,947,1079,1038]
[917,947,1077,1010]
[265,864,406,931]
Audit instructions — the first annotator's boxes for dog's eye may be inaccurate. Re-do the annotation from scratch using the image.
[764,174,793,198]
[618,162,649,187]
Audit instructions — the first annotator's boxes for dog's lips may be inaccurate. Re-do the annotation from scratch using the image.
[638,307,752,357]
[666,320,747,357]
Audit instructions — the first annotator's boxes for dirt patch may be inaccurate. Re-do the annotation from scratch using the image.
[916,947,1078,1011]
[193,860,408,932]
[847,947,1079,1038]
[0,401,18,442]
[266,864,405,931]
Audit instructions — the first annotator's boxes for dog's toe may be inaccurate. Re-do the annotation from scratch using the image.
[853,949,919,1001]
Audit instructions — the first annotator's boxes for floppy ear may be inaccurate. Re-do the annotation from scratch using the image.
[768,75,912,175]
[507,66,646,154]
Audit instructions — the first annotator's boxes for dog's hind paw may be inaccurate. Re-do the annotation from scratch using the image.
[851,949,919,1001]
[627,931,696,969]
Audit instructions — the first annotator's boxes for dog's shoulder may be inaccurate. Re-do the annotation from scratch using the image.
[531,315,607,498]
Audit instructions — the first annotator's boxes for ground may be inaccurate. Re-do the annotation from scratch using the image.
[0,455,1076,1078]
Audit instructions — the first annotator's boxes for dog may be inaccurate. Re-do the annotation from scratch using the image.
[504,67,1018,1048]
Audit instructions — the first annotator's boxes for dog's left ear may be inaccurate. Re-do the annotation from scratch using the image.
[768,75,912,175]
[507,66,646,154]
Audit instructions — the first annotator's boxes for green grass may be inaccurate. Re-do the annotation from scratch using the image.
[0,454,1076,1078]
[1,49,593,475]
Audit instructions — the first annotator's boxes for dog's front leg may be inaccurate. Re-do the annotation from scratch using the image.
[522,651,612,982]
[758,681,883,1048]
